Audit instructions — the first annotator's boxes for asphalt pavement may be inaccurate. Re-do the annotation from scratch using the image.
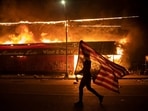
[0,74,148,111]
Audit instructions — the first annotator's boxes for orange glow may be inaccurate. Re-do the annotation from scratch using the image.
[116,47,123,55]
[0,24,124,66]
[40,32,62,43]
[0,25,64,44]
[119,38,128,44]
[74,55,78,70]
[2,25,35,44]
[106,55,122,64]
[41,38,62,43]
[0,22,128,68]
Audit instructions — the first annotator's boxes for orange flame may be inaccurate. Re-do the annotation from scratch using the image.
[40,32,62,43]
[0,24,127,67]
[2,25,35,44]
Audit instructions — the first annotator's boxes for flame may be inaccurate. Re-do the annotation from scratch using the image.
[41,38,62,43]
[106,55,121,64]
[2,25,35,44]
[104,38,128,64]
[40,33,62,43]
[110,37,129,64]
[0,24,128,67]
[116,46,123,55]
[119,37,129,45]
[1,25,64,44]
[0,24,124,64]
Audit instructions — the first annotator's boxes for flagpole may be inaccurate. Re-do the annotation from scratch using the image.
[61,0,68,78]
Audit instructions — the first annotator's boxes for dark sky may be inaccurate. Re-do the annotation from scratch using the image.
[0,0,147,22]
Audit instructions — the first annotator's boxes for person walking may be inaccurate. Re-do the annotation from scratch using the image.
[74,50,104,107]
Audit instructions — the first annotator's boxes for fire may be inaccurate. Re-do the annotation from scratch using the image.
[116,46,123,55]
[119,38,128,44]
[41,38,62,43]
[104,38,128,64]
[110,37,128,64]
[40,33,62,43]
[117,37,128,56]
[0,23,128,68]
[1,25,64,44]
[2,25,35,44]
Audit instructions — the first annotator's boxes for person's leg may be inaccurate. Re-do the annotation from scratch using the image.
[86,78,104,104]
[74,77,85,107]
[79,77,85,102]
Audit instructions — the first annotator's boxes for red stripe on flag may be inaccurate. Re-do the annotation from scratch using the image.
[94,79,119,93]
[75,40,129,93]
[97,70,119,86]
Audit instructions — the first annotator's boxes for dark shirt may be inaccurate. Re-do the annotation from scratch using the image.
[82,59,91,78]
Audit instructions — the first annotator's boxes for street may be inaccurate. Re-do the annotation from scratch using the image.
[0,78,148,111]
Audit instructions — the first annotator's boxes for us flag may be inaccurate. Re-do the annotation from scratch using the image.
[75,40,129,93]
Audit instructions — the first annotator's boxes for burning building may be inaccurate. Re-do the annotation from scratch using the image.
[0,16,141,77]
[0,41,116,77]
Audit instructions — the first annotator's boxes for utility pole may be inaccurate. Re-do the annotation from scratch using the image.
[61,0,68,78]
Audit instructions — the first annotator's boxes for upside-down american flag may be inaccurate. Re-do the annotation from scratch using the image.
[75,40,129,93]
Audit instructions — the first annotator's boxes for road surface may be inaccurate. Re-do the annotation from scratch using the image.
[0,78,148,111]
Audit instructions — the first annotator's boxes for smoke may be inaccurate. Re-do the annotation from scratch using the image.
[1,0,71,22]
[118,19,144,69]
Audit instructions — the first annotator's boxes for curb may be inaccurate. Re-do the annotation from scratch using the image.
[0,74,148,80]
[122,75,148,79]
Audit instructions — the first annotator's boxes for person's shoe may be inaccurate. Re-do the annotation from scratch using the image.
[74,101,83,107]
[99,96,104,104]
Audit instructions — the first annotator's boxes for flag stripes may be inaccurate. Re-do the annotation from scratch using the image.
[76,40,129,93]
[94,78,119,93]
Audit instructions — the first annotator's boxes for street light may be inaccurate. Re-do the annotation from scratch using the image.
[61,0,65,5]
[61,0,68,78]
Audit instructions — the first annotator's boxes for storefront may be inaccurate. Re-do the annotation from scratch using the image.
[0,41,116,77]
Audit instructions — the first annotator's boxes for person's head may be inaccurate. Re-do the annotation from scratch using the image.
[80,42,90,60]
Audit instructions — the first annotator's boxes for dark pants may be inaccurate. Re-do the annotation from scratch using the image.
[79,77,102,102]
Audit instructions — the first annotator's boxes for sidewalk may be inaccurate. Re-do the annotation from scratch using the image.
[0,73,148,79]
[122,74,148,79]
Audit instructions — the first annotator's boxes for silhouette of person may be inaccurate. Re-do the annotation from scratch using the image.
[74,49,104,107]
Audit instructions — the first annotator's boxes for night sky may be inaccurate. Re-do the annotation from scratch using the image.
[0,0,147,22]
